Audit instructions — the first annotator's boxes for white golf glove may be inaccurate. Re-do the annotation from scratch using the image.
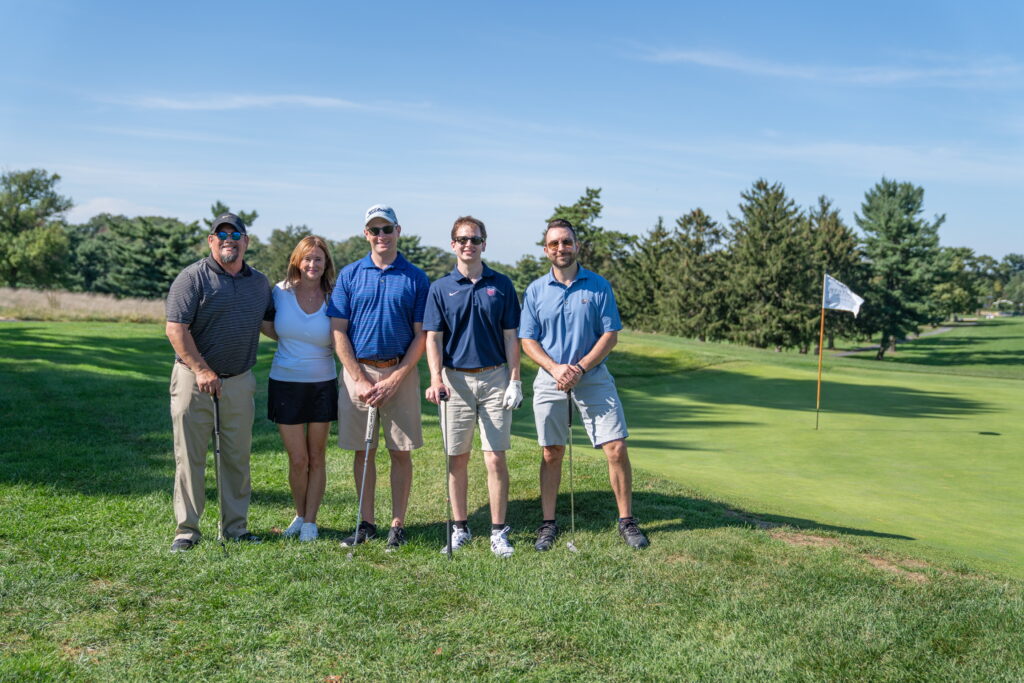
[503,380,523,410]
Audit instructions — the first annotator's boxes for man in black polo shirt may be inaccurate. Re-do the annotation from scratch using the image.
[165,213,274,552]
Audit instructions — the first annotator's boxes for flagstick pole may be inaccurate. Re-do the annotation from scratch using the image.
[815,273,827,430]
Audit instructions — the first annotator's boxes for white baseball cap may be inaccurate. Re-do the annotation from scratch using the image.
[364,204,398,226]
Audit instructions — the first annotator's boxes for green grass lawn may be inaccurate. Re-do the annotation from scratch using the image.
[1,321,1022,680]
[610,319,1024,576]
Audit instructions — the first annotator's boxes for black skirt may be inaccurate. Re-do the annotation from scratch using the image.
[267,377,339,425]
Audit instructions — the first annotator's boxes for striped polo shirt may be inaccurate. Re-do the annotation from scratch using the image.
[326,252,430,360]
[165,257,274,376]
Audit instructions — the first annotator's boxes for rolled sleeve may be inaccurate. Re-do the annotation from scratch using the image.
[518,286,539,340]
[600,287,622,333]
[422,284,444,332]
[326,276,350,319]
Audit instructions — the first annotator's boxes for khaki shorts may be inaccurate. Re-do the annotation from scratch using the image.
[440,365,511,455]
[338,362,423,452]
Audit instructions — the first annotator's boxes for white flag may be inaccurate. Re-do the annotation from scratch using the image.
[823,274,864,317]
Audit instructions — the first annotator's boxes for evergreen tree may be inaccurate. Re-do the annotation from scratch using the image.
[252,225,313,283]
[102,216,205,298]
[0,169,74,288]
[657,209,729,341]
[400,234,455,281]
[931,246,984,321]
[615,217,672,331]
[725,180,815,351]
[510,254,549,298]
[855,178,944,359]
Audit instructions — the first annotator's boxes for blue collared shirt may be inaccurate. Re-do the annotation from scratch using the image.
[326,252,430,359]
[422,264,521,369]
[518,266,622,366]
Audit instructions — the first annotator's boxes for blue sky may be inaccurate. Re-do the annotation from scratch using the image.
[2,2,1021,262]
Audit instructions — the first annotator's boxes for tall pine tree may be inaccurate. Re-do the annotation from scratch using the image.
[658,208,729,341]
[856,178,943,359]
[726,180,814,351]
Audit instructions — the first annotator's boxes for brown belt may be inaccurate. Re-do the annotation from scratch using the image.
[358,357,401,368]
[450,364,503,374]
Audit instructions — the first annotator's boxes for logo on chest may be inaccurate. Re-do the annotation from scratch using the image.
[486,287,497,297]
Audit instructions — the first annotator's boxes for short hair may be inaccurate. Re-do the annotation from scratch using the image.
[451,215,487,241]
[285,235,336,295]
[544,218,577,242]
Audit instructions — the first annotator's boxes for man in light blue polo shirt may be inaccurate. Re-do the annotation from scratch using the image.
[423,216,523,558]
[520,219,650,550]
[328,204,430,552]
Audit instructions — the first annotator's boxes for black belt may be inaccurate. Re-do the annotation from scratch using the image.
[175,359,238,378]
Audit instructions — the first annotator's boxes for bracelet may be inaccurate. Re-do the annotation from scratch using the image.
[575,363,586,374]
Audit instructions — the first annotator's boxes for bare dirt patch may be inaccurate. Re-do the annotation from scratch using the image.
[666,553,698,565]
[770,530,844,548]
[864,555,928,583]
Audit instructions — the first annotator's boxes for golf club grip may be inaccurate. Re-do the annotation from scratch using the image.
[364,406,377,442]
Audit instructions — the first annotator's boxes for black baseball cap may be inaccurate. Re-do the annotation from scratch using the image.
[211,213,248,234]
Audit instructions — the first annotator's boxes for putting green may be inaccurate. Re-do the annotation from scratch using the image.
[610,327,1023,575]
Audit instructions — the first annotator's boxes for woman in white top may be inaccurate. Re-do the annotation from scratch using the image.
[266,236,338,542]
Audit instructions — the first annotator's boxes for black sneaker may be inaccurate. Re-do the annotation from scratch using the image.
[618,518,650,549]
[385,526,406,553]
[230,532,262,543]
[170,538,198,553]
[341,521,377,547]
[534,521,558,551]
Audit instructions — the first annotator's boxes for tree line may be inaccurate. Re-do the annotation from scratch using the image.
[3,168,1022,359]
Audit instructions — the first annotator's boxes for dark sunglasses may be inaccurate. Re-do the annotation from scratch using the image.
[454,236,484,245]
[213,231,244,241]
[546,239,575,248]
[366,225,396,236]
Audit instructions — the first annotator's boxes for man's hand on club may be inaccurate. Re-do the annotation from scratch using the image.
[503,380,523,410]
[552,363,581,390]
[425,378,450,405]
[195,368,222,397]
[365,373,401,407]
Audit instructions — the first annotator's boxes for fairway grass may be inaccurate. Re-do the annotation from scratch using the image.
[1,321,1022,680]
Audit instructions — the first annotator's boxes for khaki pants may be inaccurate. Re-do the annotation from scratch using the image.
[170,364,256,541]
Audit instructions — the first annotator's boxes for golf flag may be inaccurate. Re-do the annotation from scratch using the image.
[823,274,864,317]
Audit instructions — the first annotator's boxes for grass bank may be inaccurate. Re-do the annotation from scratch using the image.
[1,322,1021,680]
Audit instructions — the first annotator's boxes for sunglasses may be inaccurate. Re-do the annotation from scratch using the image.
[213,231,244,241]
[366,225,396,236]
[546,239,575,248]
[454,236,484,245]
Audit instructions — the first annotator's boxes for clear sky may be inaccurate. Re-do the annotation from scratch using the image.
[2,1,1021,262]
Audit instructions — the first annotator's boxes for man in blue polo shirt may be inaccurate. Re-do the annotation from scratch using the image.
[328,204,430,552]
[424,216,522,558]
[520,218,650,550]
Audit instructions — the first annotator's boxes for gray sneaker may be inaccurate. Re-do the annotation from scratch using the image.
[534,521,558,551]
[170,538,198,553]
[490,526,514,558]
[440,526,472,554]
[618,518,650,549]
[385,526,406,553]
[341,521,377,547]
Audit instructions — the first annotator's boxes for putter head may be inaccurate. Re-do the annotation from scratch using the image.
[566,541,579,553]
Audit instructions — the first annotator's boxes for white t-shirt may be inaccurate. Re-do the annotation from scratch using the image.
[269,282,337,382]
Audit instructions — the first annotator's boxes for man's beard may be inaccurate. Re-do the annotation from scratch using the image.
[222,251,239,263]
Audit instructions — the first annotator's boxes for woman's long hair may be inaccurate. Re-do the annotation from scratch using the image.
[285,235,336,296]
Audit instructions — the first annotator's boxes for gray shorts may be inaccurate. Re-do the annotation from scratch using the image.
[440,365,511,455]
[532,365,628,448]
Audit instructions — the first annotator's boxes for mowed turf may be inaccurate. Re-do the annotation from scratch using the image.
[610,320,1024,575]
[0,321,1022,680]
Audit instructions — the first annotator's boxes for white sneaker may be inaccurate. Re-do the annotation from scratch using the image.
[440,526,472,554]
[298,522,318,542]
[490,526,514,558]
[283,515,304,538]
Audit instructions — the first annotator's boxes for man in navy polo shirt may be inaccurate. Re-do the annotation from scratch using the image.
[424,216,522,558]
[520,219,650,550]
[328,204,430,552]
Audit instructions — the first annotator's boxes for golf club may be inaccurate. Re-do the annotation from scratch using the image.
[566,390,578,553]
[212,394,228,557]
[438,389,452,560]
[348,405,377,560]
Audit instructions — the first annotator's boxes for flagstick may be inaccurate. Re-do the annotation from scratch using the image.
[815,273,827,430]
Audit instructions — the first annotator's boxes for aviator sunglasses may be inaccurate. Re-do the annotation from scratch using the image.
[212,231,244,241]
[366,224,396,236]
[454,236,484,245]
